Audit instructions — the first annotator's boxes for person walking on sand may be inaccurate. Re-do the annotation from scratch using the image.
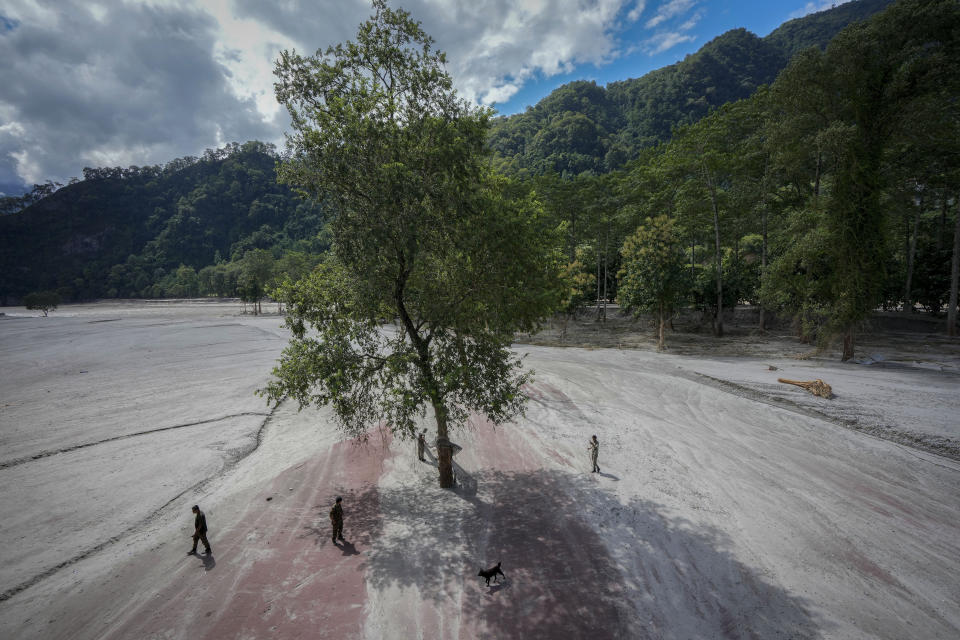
[188,505,212,555]
[417,430,427,461]
[330,496,345,544]
[588,435,600,473]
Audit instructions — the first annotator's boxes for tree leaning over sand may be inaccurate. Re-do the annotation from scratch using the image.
[263,0,560,488]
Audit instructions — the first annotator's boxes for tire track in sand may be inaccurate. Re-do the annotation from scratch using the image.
[0,412,272,471]
[0,409,277,604]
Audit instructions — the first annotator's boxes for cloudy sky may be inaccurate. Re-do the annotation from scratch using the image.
[0,0,849,193]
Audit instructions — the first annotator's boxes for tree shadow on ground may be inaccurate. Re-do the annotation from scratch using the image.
[360,468,827,640]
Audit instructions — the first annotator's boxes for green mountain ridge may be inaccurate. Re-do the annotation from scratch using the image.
[0,0,895,304]
[490,0,895,176]
[0,141,328,303]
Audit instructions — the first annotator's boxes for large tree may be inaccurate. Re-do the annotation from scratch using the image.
[665,101,755,337]
[23,290,60,316]
[264,1,560,488]
[618,215,688,351]
[767,0,959,359]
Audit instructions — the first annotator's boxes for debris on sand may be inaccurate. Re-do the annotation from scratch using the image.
[778,378,833,398]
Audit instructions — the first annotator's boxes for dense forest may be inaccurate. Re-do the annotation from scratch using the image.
[0,141,328,305]
[527,0,960,358]
[1,0,957,357]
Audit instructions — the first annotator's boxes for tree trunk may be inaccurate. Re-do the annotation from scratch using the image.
[949,197,960,337]
[691,240,696,280]
[601,220,609,322]
[759,202,768,331]
[814,151,822,197]
[657,302,666,351]
[595,237,602,321]
[936,192,947,255]
[710,187,724,338]
[758,156,769,332]
[569,209,577,263]
[395,269,455,488]
[432,401,455,488]
[842,330,855,361]
[904,192,922,312]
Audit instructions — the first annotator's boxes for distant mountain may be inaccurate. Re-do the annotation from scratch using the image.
[489,0,896,176]
[764,0,896,57]
[0,0,898,303]
[0,181,27,198]
[0,141,327,303]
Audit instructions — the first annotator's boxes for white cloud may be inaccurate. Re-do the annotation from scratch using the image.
[233,0,636,108]
[645,0,696,29]
[0,0,653,183]
[481,83,521,105]
[203,0,299,122]
[11,149,41,185]
[0,0,279,184]
[788,0,852,20]
[644,31,696,55]
[679,9,703,32]
[627,1,646,22]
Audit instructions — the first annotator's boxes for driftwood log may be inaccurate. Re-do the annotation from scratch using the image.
[777,378,833,398]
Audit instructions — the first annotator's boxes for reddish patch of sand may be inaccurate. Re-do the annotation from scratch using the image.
[102,433,392,640]
[457,416,639,639]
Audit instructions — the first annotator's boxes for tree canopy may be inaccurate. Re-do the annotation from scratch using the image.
[264,0,561,487]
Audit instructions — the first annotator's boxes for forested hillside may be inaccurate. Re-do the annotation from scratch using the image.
[489,0,894,176]
[529,0,960,359]
[0,141,328,304]
[3,0,955,356]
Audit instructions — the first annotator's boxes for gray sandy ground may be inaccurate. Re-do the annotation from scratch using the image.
[1,300,958,638]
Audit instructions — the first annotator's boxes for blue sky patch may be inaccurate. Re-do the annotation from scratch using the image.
[1,15,20,33]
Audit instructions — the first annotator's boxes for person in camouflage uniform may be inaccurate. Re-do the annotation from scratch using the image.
[330,496,345,544]
[588,435,600,473]
[189,505,212,555]
[417,430,427,461]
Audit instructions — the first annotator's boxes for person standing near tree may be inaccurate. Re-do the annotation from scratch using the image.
[588,435,600,473]
[417,430,427,461]
[330,496,345,544]
[188,505,212,555]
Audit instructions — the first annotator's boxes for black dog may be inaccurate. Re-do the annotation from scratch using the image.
[478,561,505,586]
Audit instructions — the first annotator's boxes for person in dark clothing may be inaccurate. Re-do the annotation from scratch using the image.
[189,505,212,555]
[330,496,345,544]
[417,430,426,461]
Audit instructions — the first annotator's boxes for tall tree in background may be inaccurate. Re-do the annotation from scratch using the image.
[265,0,560,488]
[23,290,60,316]
[770,0,959,359]
[239,249,275,315]
[618,215,688,351]
[666,101,756,337]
